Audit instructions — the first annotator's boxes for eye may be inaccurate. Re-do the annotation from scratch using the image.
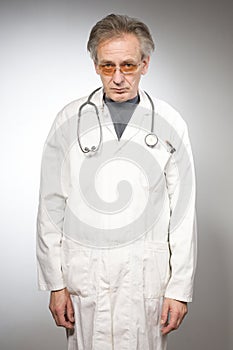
[120,63,137,73]
[123,63,134,68]
[103,63,114,68]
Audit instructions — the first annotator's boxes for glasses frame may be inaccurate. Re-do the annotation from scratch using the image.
[97,62,142,76]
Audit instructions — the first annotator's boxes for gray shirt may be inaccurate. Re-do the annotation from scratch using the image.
[104,94,139,140]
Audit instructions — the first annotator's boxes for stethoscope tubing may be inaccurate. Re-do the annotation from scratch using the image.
[77,88,103,153]
[77,88,159,153]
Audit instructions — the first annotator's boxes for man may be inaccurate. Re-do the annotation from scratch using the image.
[37,14,197,350]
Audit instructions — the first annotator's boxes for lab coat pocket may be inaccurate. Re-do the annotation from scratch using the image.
[143,241,170,299]
[61,238,93,297]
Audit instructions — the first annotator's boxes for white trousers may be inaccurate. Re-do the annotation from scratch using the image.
[62,238,169,350]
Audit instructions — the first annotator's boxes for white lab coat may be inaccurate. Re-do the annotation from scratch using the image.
[37,88,197,350]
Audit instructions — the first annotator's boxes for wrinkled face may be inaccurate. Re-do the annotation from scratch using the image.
[95,34,150,102]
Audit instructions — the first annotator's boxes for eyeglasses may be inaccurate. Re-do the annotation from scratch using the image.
[98,62,141,76]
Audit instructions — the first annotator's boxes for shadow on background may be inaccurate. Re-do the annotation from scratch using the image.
[169,214,232,350]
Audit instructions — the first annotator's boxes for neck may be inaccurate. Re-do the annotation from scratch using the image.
[104,93,139,104]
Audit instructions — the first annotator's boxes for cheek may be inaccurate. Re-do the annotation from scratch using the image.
[126,75,140,87]
[100,75,112,86]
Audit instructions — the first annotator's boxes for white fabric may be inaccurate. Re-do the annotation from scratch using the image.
[36,88,197,349]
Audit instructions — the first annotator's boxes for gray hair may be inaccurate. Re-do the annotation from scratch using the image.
[87,14,155,63]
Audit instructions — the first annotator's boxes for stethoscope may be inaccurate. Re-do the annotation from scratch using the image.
[77,87,175,154]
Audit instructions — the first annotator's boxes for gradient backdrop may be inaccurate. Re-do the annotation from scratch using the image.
[1,0,233,349]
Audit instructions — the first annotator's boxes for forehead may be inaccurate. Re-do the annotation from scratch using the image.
[96,33,142,62]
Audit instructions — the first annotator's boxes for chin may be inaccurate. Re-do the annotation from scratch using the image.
[109,91,131,102]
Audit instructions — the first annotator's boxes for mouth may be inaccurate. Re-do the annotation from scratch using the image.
[111,88,127,94]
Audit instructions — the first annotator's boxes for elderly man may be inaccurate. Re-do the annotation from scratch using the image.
[37,13,197,350]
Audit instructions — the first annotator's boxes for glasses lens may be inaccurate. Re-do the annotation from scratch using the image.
[120,63,139,74]
[99,65,115,76]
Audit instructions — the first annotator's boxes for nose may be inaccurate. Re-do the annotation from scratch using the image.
[112,68,125,85]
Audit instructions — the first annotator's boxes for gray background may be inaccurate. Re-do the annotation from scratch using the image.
[1,0,233,349]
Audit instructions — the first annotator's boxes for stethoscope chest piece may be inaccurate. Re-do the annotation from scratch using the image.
[145,133,158,148]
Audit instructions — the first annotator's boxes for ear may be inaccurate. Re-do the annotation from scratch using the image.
[94,62,100,75]
[141,56,150,75]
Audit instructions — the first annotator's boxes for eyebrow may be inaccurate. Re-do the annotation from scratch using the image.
[99,59,137,65]
[99,60,115,65]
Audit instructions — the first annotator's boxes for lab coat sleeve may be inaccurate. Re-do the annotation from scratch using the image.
[164,123,197,303]
[36,112,69,291]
